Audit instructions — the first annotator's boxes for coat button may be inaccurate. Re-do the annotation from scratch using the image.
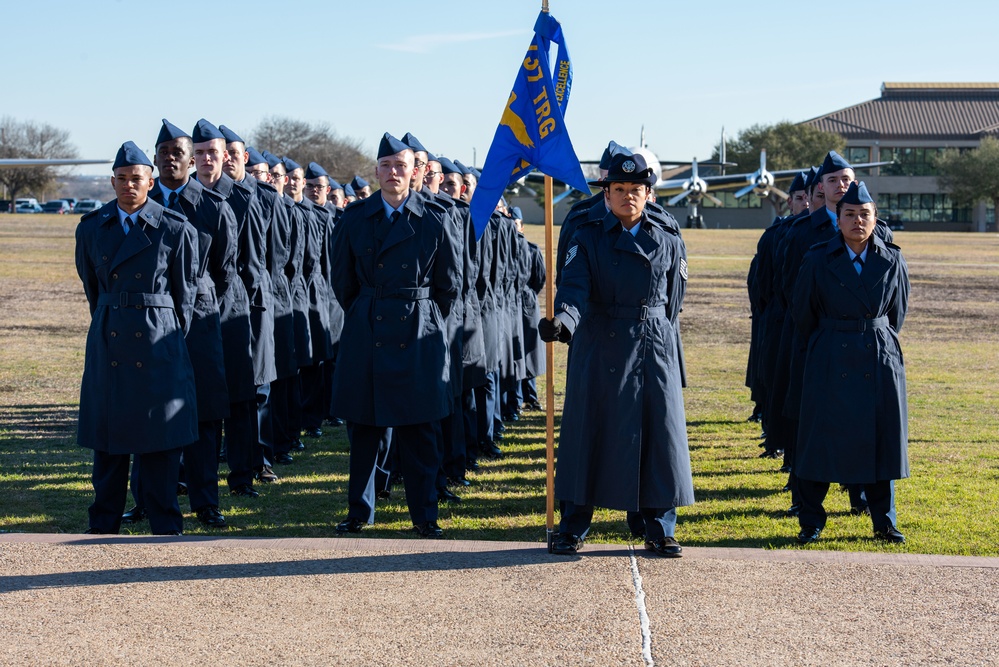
[110,331,117,338]
[111,361,118,367]
[865,373,871,379]
[136,305,142,309]
[102,255,108,261]
[840,282,845,287]
[135,332,142,338]
[866,313,873,318]
[612,261,619,266]
[367,248,373,254]
[609,367,616,373]
[400,343,407,349]
[376,315,383,321]
[867,344,873,349]
[378,263,384,268]
[135,273,141,279]
[842,343,847,348]
[644,261,650,268]
[609,331,615,338]
[111,273,118,280]
[400,316,407,321]
[375,342,383,347]
[841,373,847,378]
[136,362,142,368]
[401,263,408,269]
[640,298,647,305]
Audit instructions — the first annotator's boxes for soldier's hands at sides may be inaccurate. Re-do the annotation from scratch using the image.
[539,317,570,343]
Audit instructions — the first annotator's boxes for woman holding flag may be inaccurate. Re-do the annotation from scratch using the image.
[539,152,694,557]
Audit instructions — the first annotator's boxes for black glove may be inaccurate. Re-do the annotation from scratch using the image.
[538,317,568,343]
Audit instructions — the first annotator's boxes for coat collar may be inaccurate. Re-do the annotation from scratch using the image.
[604,210,660,258]
[823,233,891,311]
[212,172,235,198]
[152,177,204,208]
[102,197,168,271]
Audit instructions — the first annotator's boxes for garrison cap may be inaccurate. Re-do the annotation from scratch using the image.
[589,152,657,187]
[262,150,282,169]
[113,141,153,170]
[156,118,190,147]
[219,125,245,145]
[377,133,410,159]
[329,178,343,191]
[470,167,482,179]
[599,140,629,170]
[788,171,807,194]
[401,132,427,153]
[245,147,268,167]
[820,150,852,176]
[343,182,356,197]
[804,166,819,190]
[305,162,328,180]
[839,181,874,207]
[453,160,472,176]
[426,151,438,163]
[283,156,302,173]
[437,156,461,175]
[192,119,225,144]
[511,206,524,220]
[350,175,369,189]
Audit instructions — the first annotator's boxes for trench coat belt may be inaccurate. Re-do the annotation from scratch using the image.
[819,316,889,332]
[597,303,667,321]
[97,292,175,309]
[359,286,431,300]
[196,285,217,300]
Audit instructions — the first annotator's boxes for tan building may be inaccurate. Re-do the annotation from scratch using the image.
[803,82,999,232]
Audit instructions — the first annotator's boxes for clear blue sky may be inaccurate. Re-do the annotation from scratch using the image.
[6,0,997,176]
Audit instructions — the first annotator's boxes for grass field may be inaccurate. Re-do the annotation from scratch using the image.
[1,212,997,556]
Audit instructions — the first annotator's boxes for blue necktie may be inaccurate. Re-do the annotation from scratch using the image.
[124,215,135,235]
[853,255,864,275]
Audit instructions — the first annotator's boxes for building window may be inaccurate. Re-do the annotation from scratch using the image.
[880,192,974,223]
[879,147,948,176]
[847,147,871,175]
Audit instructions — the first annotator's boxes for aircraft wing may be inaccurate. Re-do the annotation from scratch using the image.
[0,158,111,169]
[654,160,895,195]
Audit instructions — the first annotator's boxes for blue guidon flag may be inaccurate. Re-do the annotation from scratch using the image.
[470,10,590,239]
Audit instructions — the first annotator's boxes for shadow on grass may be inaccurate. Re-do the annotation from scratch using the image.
[0,404,79,442]
[0,542,632,593]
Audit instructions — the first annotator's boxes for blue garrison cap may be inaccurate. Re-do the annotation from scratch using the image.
[803,166,819,190]
[426,151,438,163]
[344,183,356,197]
[839,181,874,207]
[402,132,427,153]
[156,118,190,146]
[453,160,472,176]
[262,150,282,169]
[219,125,244,145]
[788,171,807,194]
[511,206,523,220]
[470,167,482,179]
[438,157,461,175]
[589,152,656,187]
[599,140,629,170]
[113,141,153,170]
[192,119,225,144]
[283,156,302,173]
[246,147,267,167]
[820,150,852,176]
[350,175,368,190]
[305,162,328,180]
[329,178,343,191]
[377,133,411,159]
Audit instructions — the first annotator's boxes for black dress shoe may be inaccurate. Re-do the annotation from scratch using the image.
[327,417,345,427]
[851,503,871,516]
[255,465,279,483]
[523,401,543,411]
[84,528,116,534]
[779,465,792,474]
[196,506,228,528]
[797,526,822,544]
[645,537,683,558]
[121,506,147,524]
[335,517,366,534]
[448,476,472,487]
[230,484,260,498]
[176,482,188,496]
[785,504,801,517]
[413,521,444,539]
[437,486,462,503]
[275,453,294,465]
[874,525,906,544]
[376,489,392,500]
[631,529,647,540]
[759,449,783,459]
[551,532,583,555]
[291,439,305,452]
[466,458,480,472]
[479,440,503,459]
[303,427,322,438]
[502,413,520,422]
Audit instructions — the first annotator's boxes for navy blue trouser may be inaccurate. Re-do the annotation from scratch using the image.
[270,376,293,456]
[460,389,478,460]
[300,361,325,430]
[473,371,498,444]
[91,448,183,534]
[798,478,897,532]
[130,421,218,513]
[256,382,272,467]
[346,421,439,526]
[522,377,539,405]
[438,396,466,483]
[225,398,257,488]
[560,501,677,541]
[501,375,522,416]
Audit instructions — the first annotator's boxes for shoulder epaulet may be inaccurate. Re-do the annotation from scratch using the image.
[80,209,101,221]
[162,207,187,222]
[885,241,902,251]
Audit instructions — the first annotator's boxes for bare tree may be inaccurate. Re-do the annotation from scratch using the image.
[0,117,80,203]
[936,136,999,232]
[250,117,375,185]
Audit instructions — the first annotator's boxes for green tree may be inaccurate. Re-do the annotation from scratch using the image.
[251,117,374,186]
[711,121,845,172]
[0,117,79,203]
[935,137,999,231]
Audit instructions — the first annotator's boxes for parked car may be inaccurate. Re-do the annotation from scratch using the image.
[15,203,44,214]
[42,200,73,214]
[74,199,102,214]
[62,197,78,211]
[14,197,40,209]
